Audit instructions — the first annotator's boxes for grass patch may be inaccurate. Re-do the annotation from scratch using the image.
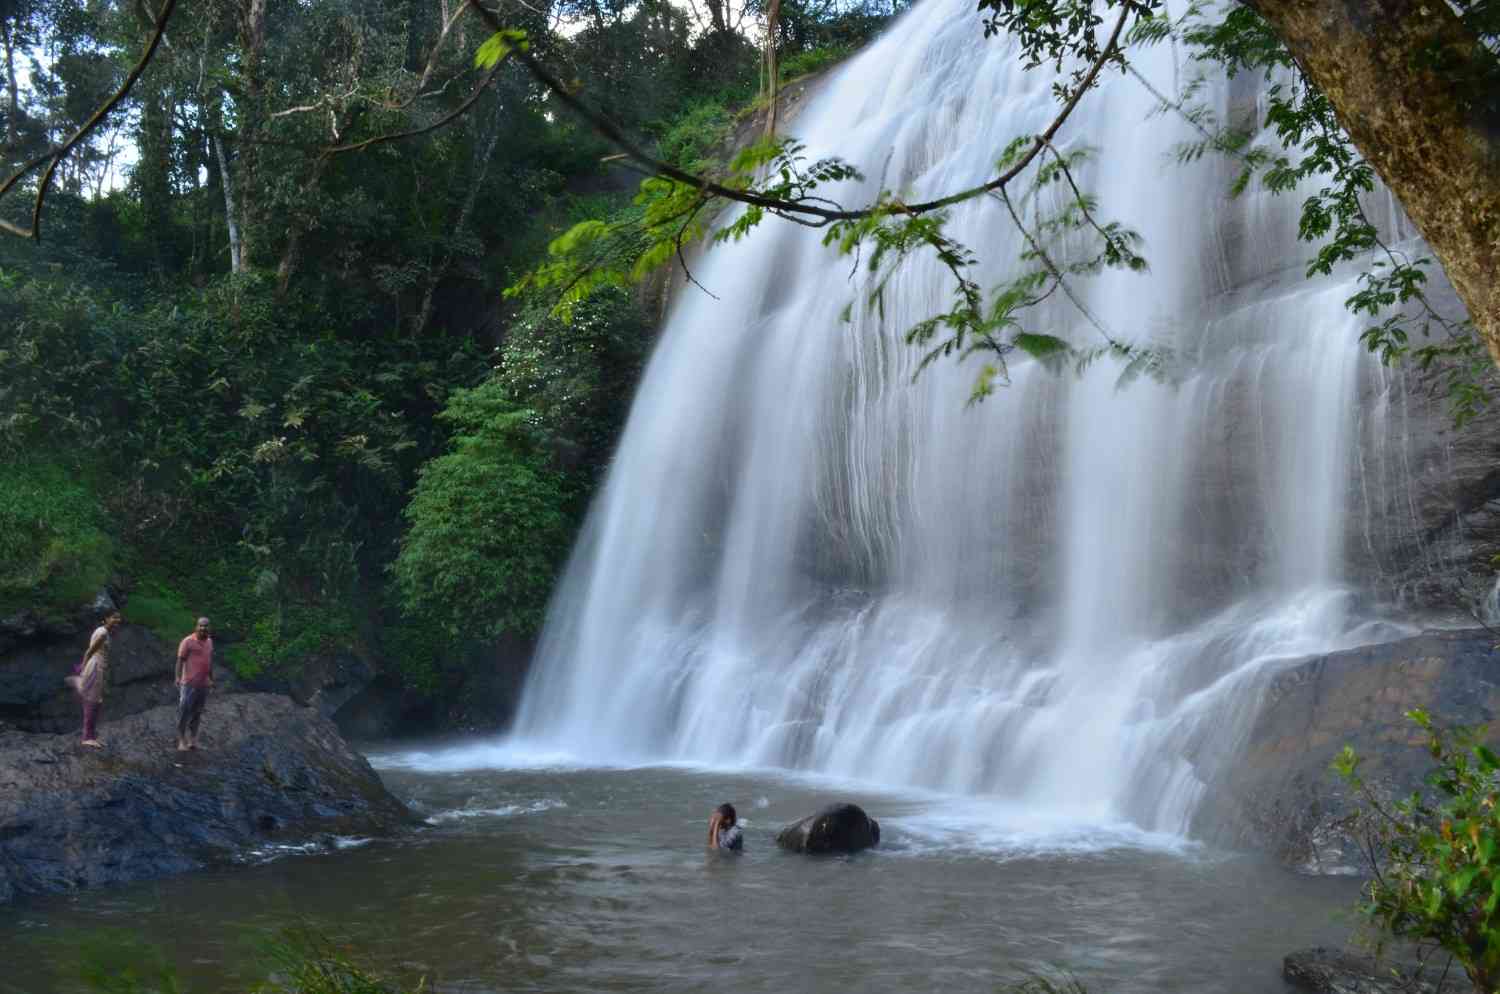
[124,578,198,647]
[778,44,852,82]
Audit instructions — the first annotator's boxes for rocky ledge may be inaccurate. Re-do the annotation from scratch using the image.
[1200,628,1500,873]
[1283,947,1434,994]
[0,692,413,904]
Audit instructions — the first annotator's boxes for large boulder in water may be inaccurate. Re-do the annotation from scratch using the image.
[0,692,413,904]
[775,802,880,854]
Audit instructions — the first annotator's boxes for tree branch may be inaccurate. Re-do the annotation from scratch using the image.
[322,58,506,156]
[463,0,1130,224]
[0,0,179,241]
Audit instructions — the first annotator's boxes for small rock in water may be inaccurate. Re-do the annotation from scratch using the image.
[774,802,880,854]
[1283,947,1433,994]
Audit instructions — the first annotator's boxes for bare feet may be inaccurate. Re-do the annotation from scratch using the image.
[81,739,102,749]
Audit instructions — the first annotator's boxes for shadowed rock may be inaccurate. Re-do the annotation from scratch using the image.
[1199,628,1500,873]
[775,802,880,854]
[1284,947,1433,994]
[0,692,413,903]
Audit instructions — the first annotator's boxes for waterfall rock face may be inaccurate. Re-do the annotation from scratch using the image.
[775,803,881,854]
[508,0,1500,840]
[1197,628,1500,872]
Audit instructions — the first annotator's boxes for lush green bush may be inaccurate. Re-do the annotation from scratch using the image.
[1336,709,1500,992]
[394,381,571,643]
[495,288,651,488]
[778,44,853,82]
[121,578,198,648]
[656,99,735,170]
[0,459,113,617]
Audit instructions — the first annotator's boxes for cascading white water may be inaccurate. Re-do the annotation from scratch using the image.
[508,0,1425,834]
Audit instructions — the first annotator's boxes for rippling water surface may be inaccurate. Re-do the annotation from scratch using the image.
[0,744,1365,994]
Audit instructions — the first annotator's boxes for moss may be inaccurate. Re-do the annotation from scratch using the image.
[123,579,198,647]
[0,459,113,619]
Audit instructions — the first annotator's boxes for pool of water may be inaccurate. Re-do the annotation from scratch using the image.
[0,742,1365,993]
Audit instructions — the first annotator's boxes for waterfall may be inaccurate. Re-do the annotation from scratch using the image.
[509,0,1423,834]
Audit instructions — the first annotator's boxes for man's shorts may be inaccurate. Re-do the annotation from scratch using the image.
[177,684,209,736]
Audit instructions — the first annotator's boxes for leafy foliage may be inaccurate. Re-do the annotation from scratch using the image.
[0,458,112,617]
[394,381,571,643]
[1138,1,1497,424]
[0,0,901,699]
[1336,710,1500,992]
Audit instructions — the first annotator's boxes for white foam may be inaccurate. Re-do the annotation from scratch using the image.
[883,799,1199,860]
[369,741,597,773]
[425,799,568,824]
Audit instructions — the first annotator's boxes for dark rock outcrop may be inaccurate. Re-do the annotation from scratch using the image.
[1199,628,1500,872]
[0,623,207,733]
[0,589,118,656]
[775,802,881,854]
[1283,947,1434,994]
[0,692,412,904]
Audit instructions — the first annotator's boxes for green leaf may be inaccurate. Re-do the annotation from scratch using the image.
[475,29,528,69]
[1013,332,1070,361]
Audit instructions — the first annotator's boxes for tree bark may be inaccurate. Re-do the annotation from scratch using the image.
[235,0,268,267]
[414,100,505,334]
[1,15,19,153]
[764,0,781,137]
[138,77,174,272]
[214,130,244,273]
[1246,0,1500,369]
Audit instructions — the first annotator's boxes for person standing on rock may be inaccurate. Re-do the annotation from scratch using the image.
[707,802,743,851]
[68,610,121,748]
[175,617,215,752]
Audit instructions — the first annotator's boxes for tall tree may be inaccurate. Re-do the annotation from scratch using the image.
[1242,0,1500,366]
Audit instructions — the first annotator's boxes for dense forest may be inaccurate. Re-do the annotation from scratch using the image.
[0,0,903,713]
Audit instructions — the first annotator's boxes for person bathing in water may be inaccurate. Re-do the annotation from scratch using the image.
[707,802,743,851]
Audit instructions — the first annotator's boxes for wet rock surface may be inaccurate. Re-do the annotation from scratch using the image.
[0,692,412,904]
[775,802,881,854]
[1283,947,1434,994]
[1201,628,1500,872]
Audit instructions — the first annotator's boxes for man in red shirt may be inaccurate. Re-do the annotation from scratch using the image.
[175,617,214,752]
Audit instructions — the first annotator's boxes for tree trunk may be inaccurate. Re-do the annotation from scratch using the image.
[138,76,174,273]
[415,101,505,334]
[1247,0,1500,370]
[1,16,19,153]
[704,0,728,36]
[764,0,781,137]
[274,154,330,295]
[235,0,268,267]
[214,130,244,273]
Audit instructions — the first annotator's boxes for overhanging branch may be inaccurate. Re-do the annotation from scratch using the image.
[0,0,179,241]
[463,0,1130,224]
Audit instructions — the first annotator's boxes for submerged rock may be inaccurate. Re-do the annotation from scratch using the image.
[1283,947,1434,994]
[0,692,413,903]
[775,802,880,854]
